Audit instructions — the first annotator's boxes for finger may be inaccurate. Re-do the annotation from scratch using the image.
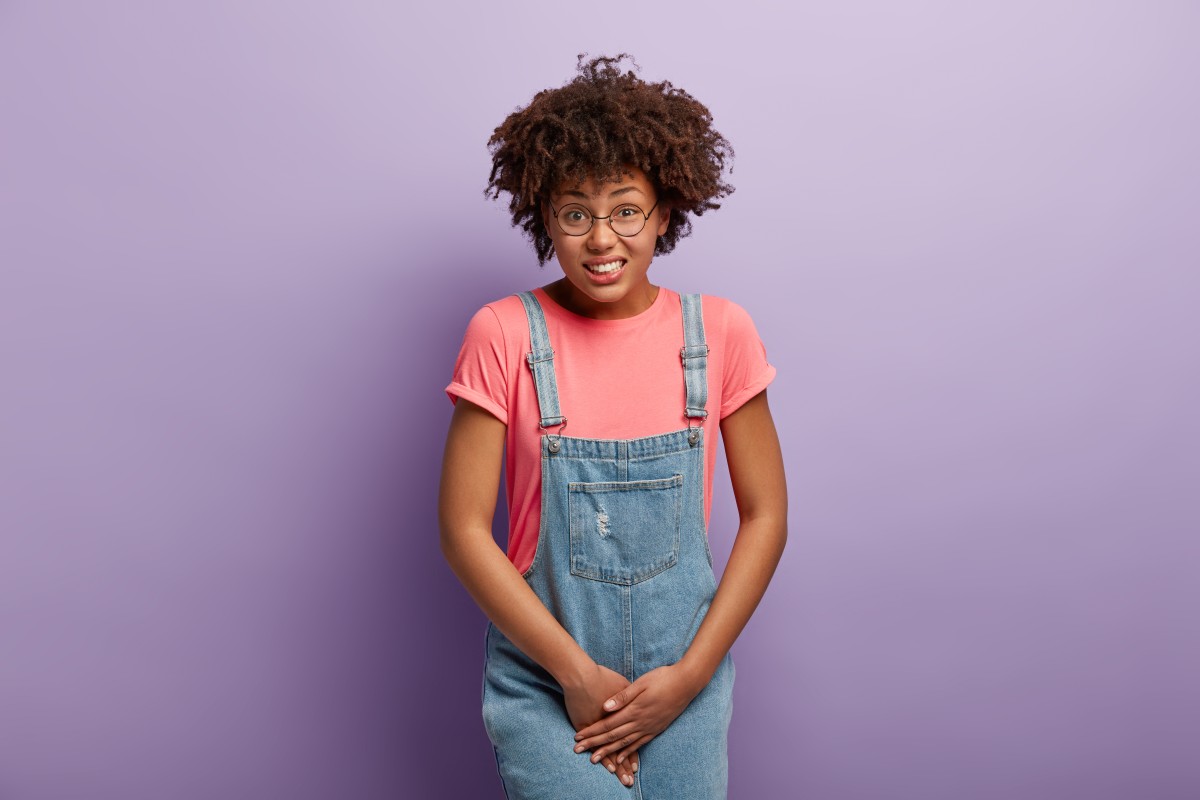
[603,681,646,713]
[615,735,654,764]
[574,714,620,742]
[614,756,635,788]
[590,727,645,764]
[575,720,640,754]
[575,709,634,745]
[599,755,635,789]
[628,751,640,774]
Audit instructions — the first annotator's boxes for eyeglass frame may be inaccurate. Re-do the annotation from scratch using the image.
[547,197,661,238]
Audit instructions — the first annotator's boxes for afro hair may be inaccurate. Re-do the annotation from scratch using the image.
[486,54,734,265]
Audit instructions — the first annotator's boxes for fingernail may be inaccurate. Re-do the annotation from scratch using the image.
[592,754,601,764]
[632,761,638,773]
[604,700,616,710]
[605,761,615,773]
[623,775,633,786]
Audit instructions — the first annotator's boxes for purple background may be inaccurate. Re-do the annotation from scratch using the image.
[2,2,1197,798]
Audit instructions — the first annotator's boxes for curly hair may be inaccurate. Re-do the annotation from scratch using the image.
[486,54,734,265]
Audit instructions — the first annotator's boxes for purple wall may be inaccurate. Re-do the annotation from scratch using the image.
[2,2,1197,798]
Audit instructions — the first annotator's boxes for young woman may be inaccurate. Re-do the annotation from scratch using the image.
[439,55,787,799]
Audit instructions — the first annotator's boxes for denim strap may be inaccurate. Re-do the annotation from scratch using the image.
[680,293,709,422]
[517,291,566,429]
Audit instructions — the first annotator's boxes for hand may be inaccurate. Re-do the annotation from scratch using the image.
[573,664,702,765]
[562,664,641,788]
[562,663,629,732]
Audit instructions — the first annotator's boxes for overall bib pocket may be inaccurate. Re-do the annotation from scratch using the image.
[567,475,682,584]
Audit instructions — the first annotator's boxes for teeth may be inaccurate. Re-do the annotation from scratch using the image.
[588,261,625,273]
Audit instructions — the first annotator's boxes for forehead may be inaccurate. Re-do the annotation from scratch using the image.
[551,166,655,200]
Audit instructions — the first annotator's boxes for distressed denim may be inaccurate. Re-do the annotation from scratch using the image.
[481,292,734,799]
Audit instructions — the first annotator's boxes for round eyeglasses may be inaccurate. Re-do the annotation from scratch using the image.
[550,199,660,237]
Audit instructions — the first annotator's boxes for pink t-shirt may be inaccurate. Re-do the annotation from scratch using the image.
[446,286,775,575]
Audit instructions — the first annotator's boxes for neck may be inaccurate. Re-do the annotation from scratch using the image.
[543,279,660,320]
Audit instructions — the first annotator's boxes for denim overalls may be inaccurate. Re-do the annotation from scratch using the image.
[482,291,735,799]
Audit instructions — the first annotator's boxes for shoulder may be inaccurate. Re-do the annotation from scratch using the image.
[696,295,776,416]
[472,293,528,329]
[697,294,763,341]
[460,294,529,345]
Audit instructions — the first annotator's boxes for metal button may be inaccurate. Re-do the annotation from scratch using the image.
[688,429,699,446]
[548,439,560,454]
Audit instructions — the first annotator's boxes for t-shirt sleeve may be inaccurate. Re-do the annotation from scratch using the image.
[719,300,777,419]
[445,305,509,424]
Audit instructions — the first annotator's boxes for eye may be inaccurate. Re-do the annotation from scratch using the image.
[613,205,641,219]
[561,206,589,223]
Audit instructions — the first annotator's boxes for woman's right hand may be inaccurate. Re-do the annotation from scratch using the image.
[563,664,639,788]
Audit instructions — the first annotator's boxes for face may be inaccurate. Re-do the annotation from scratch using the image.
[543,166,670,320]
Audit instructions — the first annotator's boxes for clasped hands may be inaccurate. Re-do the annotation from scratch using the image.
[564,662,703,788]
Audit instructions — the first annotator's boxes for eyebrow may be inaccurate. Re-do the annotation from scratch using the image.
[558,186,644,201]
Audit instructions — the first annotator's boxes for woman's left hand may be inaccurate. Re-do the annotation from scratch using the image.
[572,664,703,765]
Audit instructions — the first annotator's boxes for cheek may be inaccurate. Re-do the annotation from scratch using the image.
[553,233,577,256]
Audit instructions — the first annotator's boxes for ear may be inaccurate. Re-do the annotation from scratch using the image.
[655,203,670,237]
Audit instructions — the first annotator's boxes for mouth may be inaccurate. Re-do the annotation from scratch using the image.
[585,259,626,275]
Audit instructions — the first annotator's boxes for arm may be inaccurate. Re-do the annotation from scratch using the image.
[573,389,788,762]
[438,398,639,785]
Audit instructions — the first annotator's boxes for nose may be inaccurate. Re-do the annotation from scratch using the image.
[585,215,619,250]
